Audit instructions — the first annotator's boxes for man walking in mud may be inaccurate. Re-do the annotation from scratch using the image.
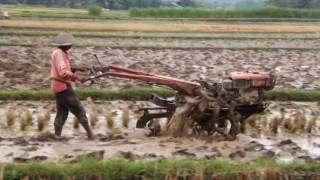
[50,32,94,140]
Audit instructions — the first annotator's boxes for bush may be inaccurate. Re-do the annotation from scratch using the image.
[0,88,318,101]
[130,7,320,19]
[87,4,102,16]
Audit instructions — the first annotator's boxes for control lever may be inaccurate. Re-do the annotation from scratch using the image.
[94,54,103,65]
[88,66,97,84]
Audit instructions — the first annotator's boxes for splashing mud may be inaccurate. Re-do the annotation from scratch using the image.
[166,96,200,136]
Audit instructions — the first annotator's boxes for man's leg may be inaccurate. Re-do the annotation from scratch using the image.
[64,89,94,139]
[54,94,69,136]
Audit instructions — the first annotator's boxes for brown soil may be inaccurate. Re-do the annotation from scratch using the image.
[2,35,320,48]
[0,45,319,89]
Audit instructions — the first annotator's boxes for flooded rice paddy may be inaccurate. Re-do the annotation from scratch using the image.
[0,100,319,163]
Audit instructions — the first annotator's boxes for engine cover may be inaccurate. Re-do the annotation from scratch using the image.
[229,71,274,89]
[221,71,276,105]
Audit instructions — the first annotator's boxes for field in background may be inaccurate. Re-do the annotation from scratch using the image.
[1,29,320,40]
[130,7,320,18]
[0,4,129,19]
[1,19,320,33]
[2,5,320,22]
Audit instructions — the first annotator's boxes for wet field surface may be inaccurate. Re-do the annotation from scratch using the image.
[1,32,319,164]
[0,45,320,89]
[2,35,320,48]
[0,100,319,163]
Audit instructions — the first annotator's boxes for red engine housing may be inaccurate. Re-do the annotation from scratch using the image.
[228,71,273,89]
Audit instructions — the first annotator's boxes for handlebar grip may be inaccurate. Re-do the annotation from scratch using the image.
[82,72,111,83]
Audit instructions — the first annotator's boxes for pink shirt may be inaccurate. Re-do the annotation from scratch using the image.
[50,49,76,93]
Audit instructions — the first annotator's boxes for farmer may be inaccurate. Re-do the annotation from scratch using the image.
[50,32,94,140]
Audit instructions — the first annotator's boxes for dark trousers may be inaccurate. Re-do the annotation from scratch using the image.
[54,88,91,135]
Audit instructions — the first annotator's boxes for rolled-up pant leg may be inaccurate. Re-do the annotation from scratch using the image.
[54,93,69,136]
[54,88,91,136]
[63,89,91,133]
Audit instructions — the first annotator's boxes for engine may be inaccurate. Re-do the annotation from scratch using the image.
[222,71,276,105]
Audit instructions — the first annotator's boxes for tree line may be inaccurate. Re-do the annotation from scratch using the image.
[0,0,319,9]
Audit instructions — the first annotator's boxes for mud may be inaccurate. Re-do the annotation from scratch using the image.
[3,35,320,48]
[0,45,319,89]
[0,100,319,163]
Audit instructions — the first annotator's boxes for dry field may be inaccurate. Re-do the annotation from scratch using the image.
[1,19,320,32]
[2,35,320,48]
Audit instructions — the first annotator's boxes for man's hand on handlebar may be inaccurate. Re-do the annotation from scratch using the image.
[74,71,89,83]
[71,66,90,73]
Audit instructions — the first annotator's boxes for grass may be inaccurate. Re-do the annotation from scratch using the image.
[89,108,98,128]
[106,110,114,129]
[0,5,129,20]
[1,19,320,33]
[121,105,129,128]
[5,108,16,127]
[306,116,317,133]
[2,157,320,179]
[1,29,320,40]
[3,5,320,22]
[265,88,320,101]
[0,87,319,102]
[19,113,28,131]
[130,7,320,19]
[0,87,174,101]
[36,114,46,132]
[22,109,33,126]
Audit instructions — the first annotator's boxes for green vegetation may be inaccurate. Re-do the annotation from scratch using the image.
[265,88,320,102]
[0,88,319,102]
[2,0,320,9]
[2,157,320,179]
[1,30,320,40]
[3,5,320,21]
[0,87,175,101]
[0,5,129,19]
[87,4,102,16]
[267,0,320,9]
[0,0,162,9]
[204,0,320,9]
[130,7,320,18]
[2,19,320,33]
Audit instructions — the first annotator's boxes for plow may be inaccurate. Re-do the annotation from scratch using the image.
[83,57,276,139]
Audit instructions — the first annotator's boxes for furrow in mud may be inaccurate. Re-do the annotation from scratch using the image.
[1,35,320,48]
[0,46,319,89]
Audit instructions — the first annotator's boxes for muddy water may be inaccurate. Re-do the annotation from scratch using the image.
[0,100,319,163]
[1,46,320,89]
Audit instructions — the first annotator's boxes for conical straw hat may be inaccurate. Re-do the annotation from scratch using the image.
[52,32,74,46]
